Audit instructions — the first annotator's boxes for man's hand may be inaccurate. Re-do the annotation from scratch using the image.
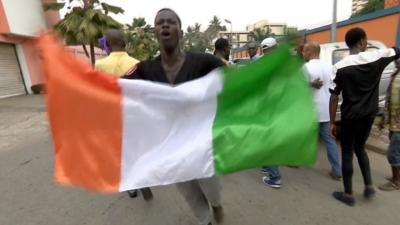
[330,122,337,138]
[311,78,323,89]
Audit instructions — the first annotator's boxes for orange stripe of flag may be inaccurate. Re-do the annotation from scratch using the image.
[39,33,122,192]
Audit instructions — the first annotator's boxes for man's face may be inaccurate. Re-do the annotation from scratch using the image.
[154,10,182,51]
[247,44,257,58]
[302,46,311,61]
[224,46,231,60]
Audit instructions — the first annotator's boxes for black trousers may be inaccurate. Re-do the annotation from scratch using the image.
[340,117,374,194]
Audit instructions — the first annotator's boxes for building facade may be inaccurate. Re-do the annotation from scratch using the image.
[0,0,60,98]
[385,0,400,8]
[302,5,400,48]
[0,0,105,98]
[246,20,297,36]
[217,31,251,48]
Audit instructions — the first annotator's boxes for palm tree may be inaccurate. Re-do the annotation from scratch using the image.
[204,16,227,48]
[43,0,124,66]
[184,23,208,53]
[249,28,272,42]
[125,18,158,61]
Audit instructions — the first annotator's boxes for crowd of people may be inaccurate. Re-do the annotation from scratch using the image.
[94,8,400,225]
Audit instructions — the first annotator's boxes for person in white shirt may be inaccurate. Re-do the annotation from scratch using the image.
[303,41,342,180]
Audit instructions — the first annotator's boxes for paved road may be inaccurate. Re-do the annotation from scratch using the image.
[0,95,399,225]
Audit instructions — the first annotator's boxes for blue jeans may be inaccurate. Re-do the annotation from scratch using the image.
[263,166,281,181]
[319,122,342,177]
[388,132,400,167]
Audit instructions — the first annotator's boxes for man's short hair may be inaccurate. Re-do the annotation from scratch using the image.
[345,27,367,48]
[156,8,182,28]
[215,38,230,51]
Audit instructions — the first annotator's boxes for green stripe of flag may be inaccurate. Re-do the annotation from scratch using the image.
[212,45,318,175]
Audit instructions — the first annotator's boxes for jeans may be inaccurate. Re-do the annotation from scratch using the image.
[319,122,342,177]
[263,166,281,181]
[340,117,374,194]
[388,132,400,167]
[176,177,222,225]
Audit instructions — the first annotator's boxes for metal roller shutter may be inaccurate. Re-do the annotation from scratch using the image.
[0,43,26,98]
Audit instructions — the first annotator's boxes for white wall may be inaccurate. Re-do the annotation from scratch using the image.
[15,44,33,94]
[2,0,46,37]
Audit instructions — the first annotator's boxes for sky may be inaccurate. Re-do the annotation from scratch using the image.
[61,0,353,31]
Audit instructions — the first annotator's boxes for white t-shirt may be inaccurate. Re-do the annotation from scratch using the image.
[304,59,333,122]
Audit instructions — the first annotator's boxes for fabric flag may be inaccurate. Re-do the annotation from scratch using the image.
[39,34,318,193]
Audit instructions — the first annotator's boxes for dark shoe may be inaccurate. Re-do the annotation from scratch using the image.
[127,190,138,198]
[212,206,224,223]
[329,172,342,181]
[332,192,355,206]
[363,187,376,199]
[141,188,154,201]
[262,176,281,189]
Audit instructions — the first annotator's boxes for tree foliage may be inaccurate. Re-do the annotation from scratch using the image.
[183,23,209,53]
[249,28,272,42]
[43,0,124,65]
[125,17,158,61]
[352,0,385,17]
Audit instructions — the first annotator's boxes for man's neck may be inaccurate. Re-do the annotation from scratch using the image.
[110,50,125,54]
[349,48,361,55]
[309,55,319,61]
[161,47,184,66]
[215,51,225,60]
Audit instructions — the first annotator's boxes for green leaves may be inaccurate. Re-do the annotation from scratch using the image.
[43,2,66,11]
[47,0,123,65]
[125,18,158,61]
[101,3,124,15]
[352,0,384,17]
[249,28,272,42]
[184,23,209,53]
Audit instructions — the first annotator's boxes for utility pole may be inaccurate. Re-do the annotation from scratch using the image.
[331,0,337,42]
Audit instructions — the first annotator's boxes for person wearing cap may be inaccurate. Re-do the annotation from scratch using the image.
[261,37,278,54]
[247,41,260,61]
[259,37,283,189]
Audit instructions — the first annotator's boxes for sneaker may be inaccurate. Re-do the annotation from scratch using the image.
[363,187,376,199]
[212,206,224,223]
[332,192,355,206]
[378,181,400,191]
[329,172,342,181]
[127,190,138,198]
[262,176,281,189]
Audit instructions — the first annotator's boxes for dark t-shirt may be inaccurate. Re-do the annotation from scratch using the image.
[122,52,223,84]
[330,47,400,120]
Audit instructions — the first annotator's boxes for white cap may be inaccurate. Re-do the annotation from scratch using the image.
[261,37,277,50]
